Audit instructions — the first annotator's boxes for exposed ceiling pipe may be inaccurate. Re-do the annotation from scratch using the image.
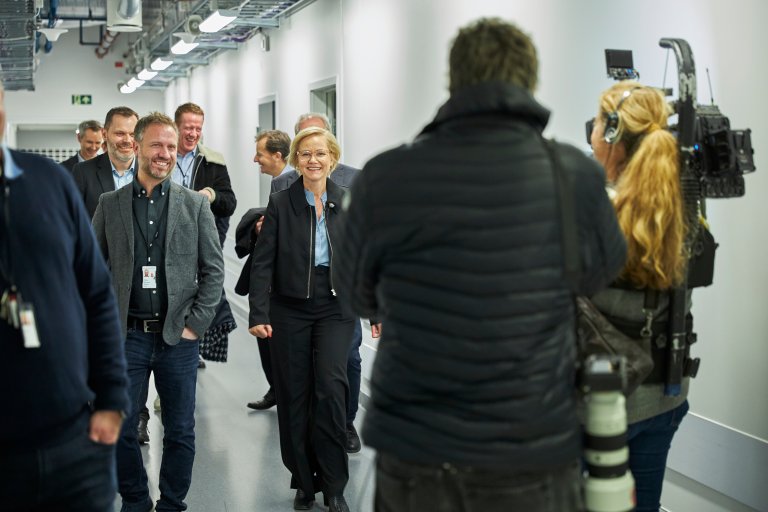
[94,29,119,58]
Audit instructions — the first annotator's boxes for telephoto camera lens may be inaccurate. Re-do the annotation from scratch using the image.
[581,355,636,512]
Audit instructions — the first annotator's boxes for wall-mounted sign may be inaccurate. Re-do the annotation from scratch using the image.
[71,95,93,105]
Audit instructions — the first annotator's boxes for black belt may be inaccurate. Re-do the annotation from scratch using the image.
[128,316,163,333]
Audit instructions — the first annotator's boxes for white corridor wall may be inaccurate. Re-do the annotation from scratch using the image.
[165,0,766,508]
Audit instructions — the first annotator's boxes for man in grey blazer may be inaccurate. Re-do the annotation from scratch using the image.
[264,112,365,453]
[92,112,224,512]
[73,107,139,218]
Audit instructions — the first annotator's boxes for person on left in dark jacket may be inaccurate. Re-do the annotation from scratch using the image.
[60,119,103,172]
[0,81,130,512]
[249,126,355,512]
[92,112,224,512]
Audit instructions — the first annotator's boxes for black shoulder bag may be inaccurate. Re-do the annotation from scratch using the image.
[544,140,653,395]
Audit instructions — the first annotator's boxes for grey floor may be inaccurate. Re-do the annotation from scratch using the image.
[110,311,758,512]
[114,319,376,512]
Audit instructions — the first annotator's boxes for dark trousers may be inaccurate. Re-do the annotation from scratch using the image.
[627,400,689,512]
[346,319,363,426]
[259,310,362,427]
[0,411,117,512]
[375,453,583,512]
[269,269,355,497]
[118,330,199,512]
[257,335,274,388]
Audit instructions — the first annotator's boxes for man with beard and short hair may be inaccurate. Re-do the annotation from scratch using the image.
[92,112,224,512]
[61,119,104,172]
[73,107,139,218]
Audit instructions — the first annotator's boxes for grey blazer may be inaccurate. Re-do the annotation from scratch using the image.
[73,153,117,219]
[92,181,225,344]
[270,162,360,193]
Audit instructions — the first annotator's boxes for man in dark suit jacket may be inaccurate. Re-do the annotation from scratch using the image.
[60,119,103,172]
[92,112,224,512]
[73,107,139,218]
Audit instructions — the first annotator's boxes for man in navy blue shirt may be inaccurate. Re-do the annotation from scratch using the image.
[0,81,129,511]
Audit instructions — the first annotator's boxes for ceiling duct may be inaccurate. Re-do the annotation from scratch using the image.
[107,0,142,33]
[0,0,36,91]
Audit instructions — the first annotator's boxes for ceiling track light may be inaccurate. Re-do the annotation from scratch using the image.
[137,68,158,80]
[127,77,145,88]
[171,40,199,55]
[151,57,173,71]
[38,27,69,42]
[199,9,238,33]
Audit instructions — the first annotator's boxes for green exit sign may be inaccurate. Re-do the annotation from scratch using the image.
[71,94,92,105]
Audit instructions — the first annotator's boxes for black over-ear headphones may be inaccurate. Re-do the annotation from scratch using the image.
[603,86,643,144]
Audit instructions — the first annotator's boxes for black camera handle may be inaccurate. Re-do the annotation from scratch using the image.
[659,38,701,396]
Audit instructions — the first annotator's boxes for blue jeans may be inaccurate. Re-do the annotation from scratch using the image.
[627,400,689,512]
[346,319,363,426]
[118,330,199,512]
[375,453,583,512]
[0,411,117,512]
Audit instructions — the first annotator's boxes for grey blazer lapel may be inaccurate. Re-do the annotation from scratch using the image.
[164,184,184,255]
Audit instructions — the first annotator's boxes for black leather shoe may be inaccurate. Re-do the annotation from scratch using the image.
[327,495,350,512]
[346,424,361,453]
[247,390,276,410]
[293,489,314,510]
[138,413,150,445]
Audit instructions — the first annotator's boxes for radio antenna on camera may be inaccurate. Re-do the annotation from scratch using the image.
[706,68,715,105]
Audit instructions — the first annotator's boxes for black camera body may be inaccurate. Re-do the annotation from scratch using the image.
[691,105,755,198]
[602,45,756,200]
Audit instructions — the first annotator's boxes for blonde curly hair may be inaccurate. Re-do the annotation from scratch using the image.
[598,81,686,289]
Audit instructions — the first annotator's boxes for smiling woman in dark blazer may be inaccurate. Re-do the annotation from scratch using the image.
[248,126,354,512]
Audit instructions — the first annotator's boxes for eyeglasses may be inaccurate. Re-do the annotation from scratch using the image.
[297,150,329,161]
[585,117,595,145]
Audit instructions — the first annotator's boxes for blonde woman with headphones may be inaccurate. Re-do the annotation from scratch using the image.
[588,81,690,512]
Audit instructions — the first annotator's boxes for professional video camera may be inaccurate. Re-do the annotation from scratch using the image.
[605,44,755,201]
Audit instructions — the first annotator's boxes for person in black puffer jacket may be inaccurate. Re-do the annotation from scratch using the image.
[334,18,627,512]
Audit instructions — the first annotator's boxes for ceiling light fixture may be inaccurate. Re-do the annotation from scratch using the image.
[171,40,199,55]
[151,57,173,70]
[127,77,145,89]
[199,9,238,33]
[171,33,199,55]
[120,83,136,94]
[137,68,158,80]
[38,27,69,42]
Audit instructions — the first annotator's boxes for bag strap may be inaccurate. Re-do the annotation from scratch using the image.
[542,139,581,292]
